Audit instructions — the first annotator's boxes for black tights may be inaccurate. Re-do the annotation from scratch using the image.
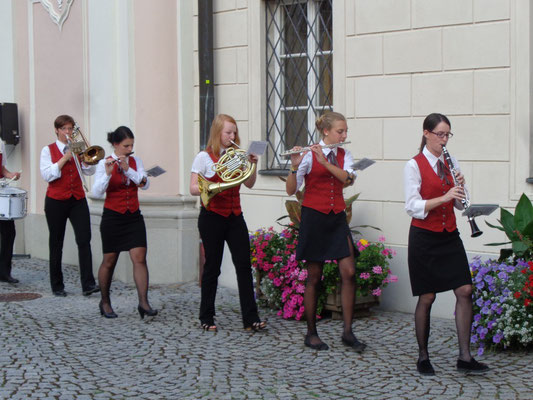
[414,284,473,362]
[98,247,152,314]
[304,236,356,345]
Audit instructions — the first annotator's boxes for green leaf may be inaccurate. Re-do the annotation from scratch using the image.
[485,220,505,231]
[514,193,533,232]
[512,240,528,256]
[499,208,516,239]
[349,224,382,231]
[484,241,512,246]
[344,193,360,207]
[521,220,533,239]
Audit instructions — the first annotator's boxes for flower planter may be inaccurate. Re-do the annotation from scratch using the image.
[324,289,380,320]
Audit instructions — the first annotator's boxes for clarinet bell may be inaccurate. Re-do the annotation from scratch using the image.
[468,216,483,238]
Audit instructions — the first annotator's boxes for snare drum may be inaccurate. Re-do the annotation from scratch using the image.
[0,186,27,220]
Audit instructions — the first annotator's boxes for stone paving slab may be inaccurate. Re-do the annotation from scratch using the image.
[0,258,532,399]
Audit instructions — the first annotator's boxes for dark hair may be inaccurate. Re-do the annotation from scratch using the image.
[418,113,451,153]
[107,126,134,145]
[54,115,75,129]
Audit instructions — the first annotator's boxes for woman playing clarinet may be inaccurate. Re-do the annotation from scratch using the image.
[404,113,488,375]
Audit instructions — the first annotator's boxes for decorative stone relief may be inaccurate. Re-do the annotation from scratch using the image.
[38,0,75,31]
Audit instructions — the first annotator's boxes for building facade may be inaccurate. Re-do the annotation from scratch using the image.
[0,0,530,317]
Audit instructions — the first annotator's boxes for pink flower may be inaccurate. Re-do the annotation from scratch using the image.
[359,272,370,280]
[372,288,382,296]
[390,275,398,282]
[378,235,386,242]
[273,278,282,287]
[372,266,383,274]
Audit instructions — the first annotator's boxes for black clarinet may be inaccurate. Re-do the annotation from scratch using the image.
[441,146,482,237]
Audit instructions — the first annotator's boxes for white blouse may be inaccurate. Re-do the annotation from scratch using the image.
[91,153,149,199]
[404,146,466,220]
[294,140,355,190]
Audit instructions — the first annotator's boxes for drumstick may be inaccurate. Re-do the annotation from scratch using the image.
[6,170,22,184]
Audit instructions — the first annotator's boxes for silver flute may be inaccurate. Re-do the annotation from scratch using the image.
[280,141,351,157]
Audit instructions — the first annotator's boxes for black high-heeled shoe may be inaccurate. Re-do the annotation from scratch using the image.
[137,305,158,319]
[99,301,118,319]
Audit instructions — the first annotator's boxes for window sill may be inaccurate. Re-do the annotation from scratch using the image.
[527,178,533,184]
[258,169,290,177]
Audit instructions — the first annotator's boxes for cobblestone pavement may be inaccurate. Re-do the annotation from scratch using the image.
[1,258,532,400]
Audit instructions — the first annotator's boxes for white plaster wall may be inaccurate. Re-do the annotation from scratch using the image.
[211,0,531,321]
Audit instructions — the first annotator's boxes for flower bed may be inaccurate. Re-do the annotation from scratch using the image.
[470,257,533,355]
[250,227,397,320]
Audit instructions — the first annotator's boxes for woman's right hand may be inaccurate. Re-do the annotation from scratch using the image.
[289,146,306,169]
[104,156,115,176]
[443,186,465,203]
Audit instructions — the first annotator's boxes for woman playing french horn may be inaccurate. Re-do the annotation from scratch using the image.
[190,114,266,332]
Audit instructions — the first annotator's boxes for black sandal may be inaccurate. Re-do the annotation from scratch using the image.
[201,323,217,332]
[244,321,267,332]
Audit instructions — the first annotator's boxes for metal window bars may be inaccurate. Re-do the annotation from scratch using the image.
[265,0,333,170]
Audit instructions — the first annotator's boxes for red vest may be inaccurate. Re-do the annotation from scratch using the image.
[203,150,242,217]
[411,153,457,232]
[302,149,346,214]
[46,143,86,200]
[104,157,140,213]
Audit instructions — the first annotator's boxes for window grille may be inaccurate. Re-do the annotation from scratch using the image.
[265,0,333,171]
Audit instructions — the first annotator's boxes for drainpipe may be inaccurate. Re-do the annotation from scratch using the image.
[198,0,214,150]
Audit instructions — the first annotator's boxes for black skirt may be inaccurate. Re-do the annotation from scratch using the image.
[408,225,472,296]
[100,208,147,254]
[296,206,357,262]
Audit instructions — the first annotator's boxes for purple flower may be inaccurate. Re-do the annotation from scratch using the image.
[497,271,508,281]
[475,281,485,290]
[475,298,485,307]
[487,320,496,329]
[471,334,478,344]
[484,275,494,285]
[477,346,485,356]
[481,306,490,315]
[493,332,504,343]
[474,314,482,322]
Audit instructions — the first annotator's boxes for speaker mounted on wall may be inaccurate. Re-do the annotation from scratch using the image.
[0,103,20,145]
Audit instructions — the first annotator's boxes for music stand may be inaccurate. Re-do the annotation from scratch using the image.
[462,204,499,238]
[351,158,375,171]
[462,204,499,218]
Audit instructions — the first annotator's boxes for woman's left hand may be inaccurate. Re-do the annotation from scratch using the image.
[117,155,129,171]
[455,171,465,186]
[248,154,258,164]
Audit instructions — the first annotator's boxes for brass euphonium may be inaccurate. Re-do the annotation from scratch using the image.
[198,144,256,207]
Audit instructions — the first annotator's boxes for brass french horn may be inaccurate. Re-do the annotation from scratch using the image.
[198,146,256,207]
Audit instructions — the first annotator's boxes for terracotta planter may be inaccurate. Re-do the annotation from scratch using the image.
[324,288,379,320]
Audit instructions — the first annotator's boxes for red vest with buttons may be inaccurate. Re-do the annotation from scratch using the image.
[0,154,3,178]
[104,157,140,213]
[46,143,86,200]
[411,153,457,232]
[203,150,242,217]
[302,149,346,214]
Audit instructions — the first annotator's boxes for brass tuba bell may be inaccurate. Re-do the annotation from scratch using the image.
[198,147,256,207]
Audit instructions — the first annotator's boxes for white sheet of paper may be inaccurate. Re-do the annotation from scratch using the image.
[351,158,376,171]
[248,141,268,156]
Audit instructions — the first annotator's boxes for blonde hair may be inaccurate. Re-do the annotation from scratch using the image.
[206,114,240,156]
[315,111,346,137]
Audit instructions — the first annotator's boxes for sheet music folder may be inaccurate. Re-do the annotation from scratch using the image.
[351,158,375,171]
[462,204,499,218]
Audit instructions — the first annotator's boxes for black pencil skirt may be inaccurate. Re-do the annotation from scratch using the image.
[407,225,472,296]
[100,208,147,254]
[296,206,357,262]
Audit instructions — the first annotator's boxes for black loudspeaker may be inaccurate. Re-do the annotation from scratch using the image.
[0,103,20,145]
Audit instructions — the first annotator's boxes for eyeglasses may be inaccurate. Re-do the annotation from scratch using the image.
[59,127,74,132]
[430,131,453,139]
